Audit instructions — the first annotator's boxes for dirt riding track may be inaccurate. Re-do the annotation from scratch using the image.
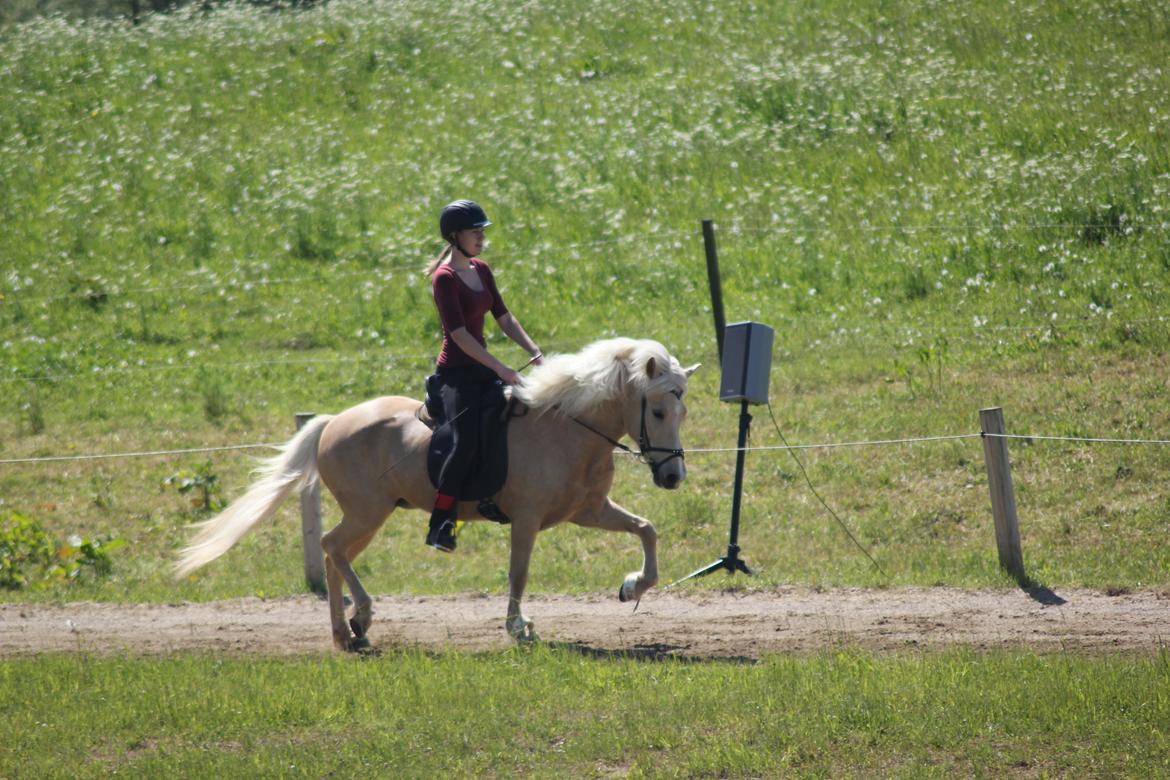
[2,587,1166,659]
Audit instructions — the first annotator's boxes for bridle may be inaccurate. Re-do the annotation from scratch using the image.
[571,390,686,479]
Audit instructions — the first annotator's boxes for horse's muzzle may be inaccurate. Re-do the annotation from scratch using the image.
[655,469,683,490]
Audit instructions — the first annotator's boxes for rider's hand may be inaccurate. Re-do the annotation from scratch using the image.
[498,367,522,385]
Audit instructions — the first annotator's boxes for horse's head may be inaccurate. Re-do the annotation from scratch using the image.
[516,337,700,489]
[623,352,700,490]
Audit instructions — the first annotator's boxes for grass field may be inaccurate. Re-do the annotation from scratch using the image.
[3,648,1169,778]
[1,3,1168,586]
[3,2,1169,776]
[2,0,1168,602]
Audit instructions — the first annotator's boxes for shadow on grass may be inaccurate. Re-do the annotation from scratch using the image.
[355,640,757,664]
[544,640,757,665]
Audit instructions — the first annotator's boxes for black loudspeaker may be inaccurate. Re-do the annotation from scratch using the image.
[718,321,773,405]
[673,321,775,586]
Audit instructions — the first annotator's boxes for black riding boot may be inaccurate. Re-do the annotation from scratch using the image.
[426,506,458,553]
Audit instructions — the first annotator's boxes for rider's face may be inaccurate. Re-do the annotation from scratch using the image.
[454,227,485,257]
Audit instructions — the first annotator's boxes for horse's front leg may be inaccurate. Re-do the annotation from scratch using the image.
[573,498,658,604]
[505,520,539,642]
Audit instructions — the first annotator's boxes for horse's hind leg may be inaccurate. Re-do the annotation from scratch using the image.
[343,529,380,640]
[322,514,385,651]
[324,551,350,650]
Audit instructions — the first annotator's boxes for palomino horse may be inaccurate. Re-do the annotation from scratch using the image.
[175,337,698,651]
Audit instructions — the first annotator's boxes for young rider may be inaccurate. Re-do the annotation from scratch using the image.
[423,200,542,552]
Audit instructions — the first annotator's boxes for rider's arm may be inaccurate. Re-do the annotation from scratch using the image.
[496,312,541,363]
[481,263,541,366]
[449,327,520,384]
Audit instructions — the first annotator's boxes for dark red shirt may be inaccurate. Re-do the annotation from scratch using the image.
[431,258,509,368]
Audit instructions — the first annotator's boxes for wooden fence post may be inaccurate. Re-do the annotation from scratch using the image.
[979,407,1026,583]
[295,412,326,596]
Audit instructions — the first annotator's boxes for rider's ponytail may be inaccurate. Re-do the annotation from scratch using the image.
[423,243,452,276]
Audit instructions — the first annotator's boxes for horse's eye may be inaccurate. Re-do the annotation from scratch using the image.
[653,410,665,421]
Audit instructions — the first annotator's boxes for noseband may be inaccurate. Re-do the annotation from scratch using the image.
[571,391,686,479]
[636,394,686,477]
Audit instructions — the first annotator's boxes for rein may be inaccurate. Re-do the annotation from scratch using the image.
[570,394,685,478]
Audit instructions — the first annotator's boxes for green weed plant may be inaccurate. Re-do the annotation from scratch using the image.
[162,460,224,514]
[0,510,124,589]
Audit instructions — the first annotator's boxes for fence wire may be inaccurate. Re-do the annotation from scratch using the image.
[687,433,981,454]
[983,433,1170,446]
[5,311,1167,387]
[5,430,1169,467]
[5,218,1166,305]
[0,443,279,466]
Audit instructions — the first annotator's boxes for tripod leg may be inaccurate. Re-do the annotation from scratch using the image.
[668,402,757,588]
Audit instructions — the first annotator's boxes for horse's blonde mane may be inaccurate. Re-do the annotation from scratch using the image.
[515,337,686,417]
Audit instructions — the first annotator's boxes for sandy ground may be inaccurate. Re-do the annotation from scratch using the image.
[2,587,1166,659]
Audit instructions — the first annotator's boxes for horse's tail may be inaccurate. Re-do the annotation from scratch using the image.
[173,414,333,580]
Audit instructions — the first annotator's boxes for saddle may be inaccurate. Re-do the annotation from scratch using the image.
[418,375,525,524]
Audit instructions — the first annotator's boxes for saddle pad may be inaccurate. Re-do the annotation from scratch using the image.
[425,395,514,501]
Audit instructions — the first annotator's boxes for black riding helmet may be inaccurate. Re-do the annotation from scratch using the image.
[439,200,492,243]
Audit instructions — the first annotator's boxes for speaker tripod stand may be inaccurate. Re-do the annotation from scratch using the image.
[672,399,754,584]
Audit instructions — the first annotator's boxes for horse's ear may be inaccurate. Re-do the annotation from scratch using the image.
[645,356,658,379]
[683,363,701,377]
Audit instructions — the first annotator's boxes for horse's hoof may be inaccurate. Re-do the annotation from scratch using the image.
[346,635,372,653]
[506,616,538,643]
[349,618,366,639]
[619,573,639,602]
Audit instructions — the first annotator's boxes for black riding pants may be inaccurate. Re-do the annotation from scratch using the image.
[432,364,503,497]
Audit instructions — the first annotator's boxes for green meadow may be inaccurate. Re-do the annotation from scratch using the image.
[3,649,1169,778]
[3,2,1169,777]
[2,0,1168,602]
